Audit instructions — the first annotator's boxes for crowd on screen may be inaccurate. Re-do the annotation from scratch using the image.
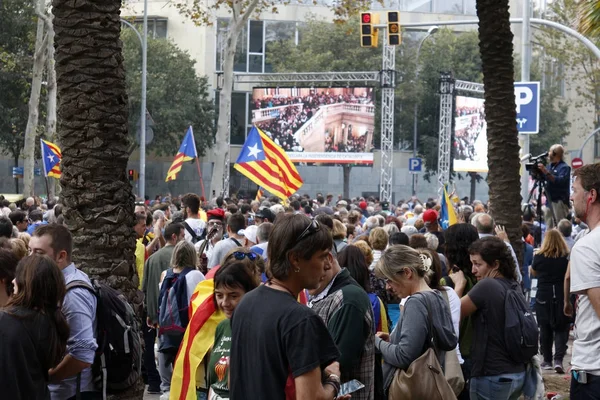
[453,105,486,161]
[254,91,374,152]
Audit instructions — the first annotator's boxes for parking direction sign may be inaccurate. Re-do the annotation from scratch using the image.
[409,157,422,173]
[514,82,540,134]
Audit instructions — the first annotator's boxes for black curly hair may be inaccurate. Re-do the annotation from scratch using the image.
[444,223,480,280]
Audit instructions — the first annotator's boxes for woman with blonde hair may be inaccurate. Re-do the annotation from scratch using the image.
[530,229,570,373]
[374,245,457,397]
[332,219,348,253]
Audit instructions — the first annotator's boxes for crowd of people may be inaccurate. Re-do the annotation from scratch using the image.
[254,90,374,153]
[453,103,486,161]
[1,143,600,400]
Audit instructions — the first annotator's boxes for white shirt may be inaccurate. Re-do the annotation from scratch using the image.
[184,218,206,243]
[443,286,464,364]
[570,227,600,375]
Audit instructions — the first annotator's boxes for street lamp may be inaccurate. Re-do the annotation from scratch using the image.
[412,26,438,196]
[120,0,148,200]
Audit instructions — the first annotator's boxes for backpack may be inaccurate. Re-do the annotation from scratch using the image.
[66,279,142,398]
[183,221,205,244]
[158,268,193,339]
[503,281,539,363]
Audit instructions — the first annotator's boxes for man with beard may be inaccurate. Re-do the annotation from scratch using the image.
[569,163,600,399]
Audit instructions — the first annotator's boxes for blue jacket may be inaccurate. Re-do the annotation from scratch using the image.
[544,160,570,203]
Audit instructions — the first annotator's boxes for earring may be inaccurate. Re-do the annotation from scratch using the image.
[294,267,300,273]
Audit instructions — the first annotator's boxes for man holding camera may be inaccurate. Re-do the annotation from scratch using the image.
[537,144,571,228]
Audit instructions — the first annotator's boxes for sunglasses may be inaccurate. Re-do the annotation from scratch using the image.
[229,251,257,261]
[297,219,320,242]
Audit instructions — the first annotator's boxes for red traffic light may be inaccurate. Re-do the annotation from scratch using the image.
[361,13,371,24]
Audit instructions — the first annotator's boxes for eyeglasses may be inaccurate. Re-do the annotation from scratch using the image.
[207,221,222,227]
[229,251,257,261]
[297,219,320,242]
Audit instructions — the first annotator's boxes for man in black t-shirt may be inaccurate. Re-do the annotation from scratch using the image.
[229,214,350,400]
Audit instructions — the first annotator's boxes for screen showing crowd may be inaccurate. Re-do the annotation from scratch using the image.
[453,96,488,173]
[251,87,376,165]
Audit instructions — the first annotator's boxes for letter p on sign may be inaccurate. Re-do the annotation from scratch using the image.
[515,86,533,114]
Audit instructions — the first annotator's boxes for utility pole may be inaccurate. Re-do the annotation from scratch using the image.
[520,0,531,205]
[139,0,148,200]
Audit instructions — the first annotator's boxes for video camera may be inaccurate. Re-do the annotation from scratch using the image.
[524,152,548,180]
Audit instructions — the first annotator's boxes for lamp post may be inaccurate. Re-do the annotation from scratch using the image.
[412,26,438,196]
[121,2,148,200]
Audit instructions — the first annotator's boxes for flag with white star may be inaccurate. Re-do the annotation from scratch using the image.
[234,126,303,201]
[40,139,62,178]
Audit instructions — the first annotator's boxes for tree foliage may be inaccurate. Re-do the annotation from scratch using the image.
[578,0,600,38]
[121,29,215,156]
[0,0,37,162]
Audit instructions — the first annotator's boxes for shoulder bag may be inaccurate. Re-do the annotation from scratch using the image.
[387,292,457,400]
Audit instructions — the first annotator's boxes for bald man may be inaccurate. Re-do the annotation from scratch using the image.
[475,213,522,283]
[537,144,571,229]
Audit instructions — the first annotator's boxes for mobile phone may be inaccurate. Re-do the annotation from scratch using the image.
[339,379,365,396]
[572,370,588,384]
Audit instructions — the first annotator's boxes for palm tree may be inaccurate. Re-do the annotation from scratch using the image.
[52,0,143,398]
[579,0,600,37]
[476,0,523,258]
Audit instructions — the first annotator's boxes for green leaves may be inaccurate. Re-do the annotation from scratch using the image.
[121,30,215,156]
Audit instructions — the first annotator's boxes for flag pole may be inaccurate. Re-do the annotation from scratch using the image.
[195,157,206,200]
[44,175,50,200]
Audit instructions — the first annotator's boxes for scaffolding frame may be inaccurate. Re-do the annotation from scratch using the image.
[437,73,484,190]
[229,62,397,201]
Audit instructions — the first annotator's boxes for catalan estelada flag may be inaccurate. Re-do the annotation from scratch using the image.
[166,126,197,182]
[40,139,61,178]
[234,126,303,201]
[170,278,225,400]
[255,187,264,202]
[440,185,458,229]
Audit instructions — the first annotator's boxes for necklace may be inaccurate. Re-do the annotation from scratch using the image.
[267,279,296,297]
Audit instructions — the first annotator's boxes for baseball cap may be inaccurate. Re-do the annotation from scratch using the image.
[238,225,258,244]
[207,208,225,221]
[359,201,367,210]
[422,209,438,224]
[337,200,348,207]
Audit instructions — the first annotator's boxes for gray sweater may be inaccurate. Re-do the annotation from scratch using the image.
[375,290,457,392]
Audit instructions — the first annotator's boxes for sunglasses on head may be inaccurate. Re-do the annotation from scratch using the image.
[297,219,320,242]
[229,251,257,261]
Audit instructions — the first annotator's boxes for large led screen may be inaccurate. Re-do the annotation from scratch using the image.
[251,87,375,165]
[453,96,488,173]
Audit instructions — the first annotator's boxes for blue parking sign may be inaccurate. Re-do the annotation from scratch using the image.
[514,82,540,134]
[409,157,422,173]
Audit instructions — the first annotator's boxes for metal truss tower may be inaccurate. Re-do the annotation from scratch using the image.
[379,44,396,203]
[437,72,484,191]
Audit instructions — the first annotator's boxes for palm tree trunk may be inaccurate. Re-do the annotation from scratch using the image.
[52,0,143,398]
[476,0,523,265]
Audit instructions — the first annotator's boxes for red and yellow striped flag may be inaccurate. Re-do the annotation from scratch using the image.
[170,278,225,400]
[234,126,303,201]
[255,187,264,202]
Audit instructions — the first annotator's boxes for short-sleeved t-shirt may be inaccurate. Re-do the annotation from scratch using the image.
[531,254,568,299]
[229,285,340,399]
[468,277,526,377]
[207,319,232,397]
[570,226,600,375]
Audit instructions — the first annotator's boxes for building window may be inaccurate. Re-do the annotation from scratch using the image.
[216,18,300,73]
[130,17,168,39]
[230,92,252,145]
[542,58,565,97]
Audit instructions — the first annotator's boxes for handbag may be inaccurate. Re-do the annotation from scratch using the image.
[440,291,465,396]
[387,293,458,400]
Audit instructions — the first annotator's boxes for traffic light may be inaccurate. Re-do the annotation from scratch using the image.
[128,169,135,181]
[360,12,379,48]
[387,11,401,46]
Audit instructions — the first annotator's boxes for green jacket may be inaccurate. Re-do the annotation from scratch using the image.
[142,244,175,324]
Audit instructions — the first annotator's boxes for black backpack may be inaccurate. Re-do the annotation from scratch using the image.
[183,221,205,244]
[66,279,142,398]
[503,281,539,363]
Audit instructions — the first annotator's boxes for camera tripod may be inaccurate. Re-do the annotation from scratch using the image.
[527,177,557,228]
